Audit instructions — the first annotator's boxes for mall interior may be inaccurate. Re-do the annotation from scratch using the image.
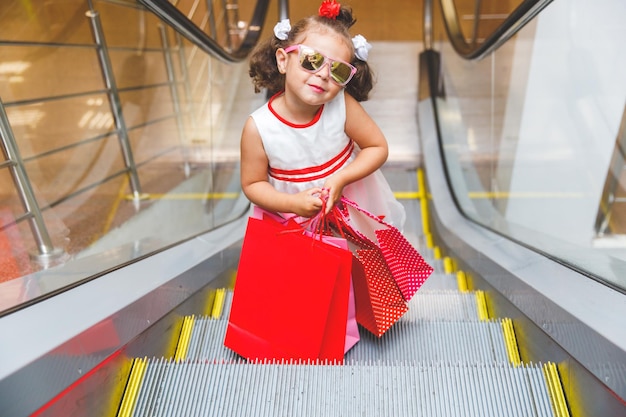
[0,0,625,416]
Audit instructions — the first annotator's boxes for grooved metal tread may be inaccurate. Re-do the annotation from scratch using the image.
[130,359,556,417]
[185,316,511,363]
[220,289,481,322]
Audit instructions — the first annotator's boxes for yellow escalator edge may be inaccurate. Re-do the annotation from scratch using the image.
[174,315,195,362]
[117,357,148,417]
[443,256,454,274]
[417,169,431,236]
[433,246,441,260]
[475,290,489,320]
[211,288,226,319]
[393,191,420,199]
[543,362,571,417]
[500,318,521,366]
[457,270,468,292]
[424,233,434,249]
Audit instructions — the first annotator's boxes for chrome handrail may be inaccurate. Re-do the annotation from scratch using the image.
[87,8,144,201]
[0,0,271,280]
[139,0,270,63]
[0,100,63,264]
[423,0,433,51]
[439,0,554,60]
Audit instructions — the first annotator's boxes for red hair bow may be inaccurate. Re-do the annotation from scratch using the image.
[319,0,341,19]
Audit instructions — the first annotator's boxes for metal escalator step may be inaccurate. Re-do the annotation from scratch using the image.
[184,317,510,363]
[404,290,480,320]
[130,360,556,417]
[186,316,238,362]
[346,320,509,363]
[218,289,478,322]
[417,270,459,290]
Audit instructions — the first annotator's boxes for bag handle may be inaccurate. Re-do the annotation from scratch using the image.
[339,196,393,228]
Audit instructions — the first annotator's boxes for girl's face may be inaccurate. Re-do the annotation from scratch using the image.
[277,30,353,109]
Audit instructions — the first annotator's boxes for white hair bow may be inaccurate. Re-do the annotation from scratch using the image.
[352,34,371,61]
[273,19,291,40]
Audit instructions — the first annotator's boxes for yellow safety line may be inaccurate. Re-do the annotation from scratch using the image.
[417,169,432,237]
[468,191,583,199]
[117,357,147,417]
[100,176,129,239]
[424,233,434,249]
[543,362,571,417]
[393,191,421,199]
[443,256,454,274]
[124,192,240,200]
[174,315,195,362]
[211,288,226,319]
[501,318,521,366]
[457,270,468,292]
[475,290,489,320]
[432,246,441,260]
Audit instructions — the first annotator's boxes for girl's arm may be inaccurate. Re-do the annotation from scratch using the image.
[322,92,389,210]
[240,117,324,217]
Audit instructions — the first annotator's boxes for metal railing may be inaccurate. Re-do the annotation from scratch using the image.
[436,0,554,59]
[0,0,269,312]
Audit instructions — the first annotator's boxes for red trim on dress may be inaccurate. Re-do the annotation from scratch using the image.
[270,140,354,175]
[267,91,324,128]
[269,140,354,183]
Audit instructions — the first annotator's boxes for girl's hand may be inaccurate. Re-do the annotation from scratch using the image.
[321,178,345,213]
[290,187,325,217]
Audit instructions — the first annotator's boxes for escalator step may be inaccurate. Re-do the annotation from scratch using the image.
[129,360,557,417]
[184,317,512,363]
[218,289,480,322]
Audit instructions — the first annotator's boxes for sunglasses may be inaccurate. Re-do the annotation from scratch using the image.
[284,44,357,86]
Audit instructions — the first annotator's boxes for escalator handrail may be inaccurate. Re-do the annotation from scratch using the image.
[139,0,270,63]
[439,0,554,60]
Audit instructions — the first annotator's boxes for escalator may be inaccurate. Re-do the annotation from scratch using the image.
[113,184,567,416]
[1,0,625,416]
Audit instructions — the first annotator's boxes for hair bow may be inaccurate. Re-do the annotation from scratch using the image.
[352,35,371,61]
[319,0,341,19]
[273,19,291,40]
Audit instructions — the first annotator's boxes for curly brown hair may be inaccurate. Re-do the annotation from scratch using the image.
[248,5,374,102]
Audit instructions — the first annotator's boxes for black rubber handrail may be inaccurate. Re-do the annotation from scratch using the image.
[139,0,270,63]
[439,0,554,60]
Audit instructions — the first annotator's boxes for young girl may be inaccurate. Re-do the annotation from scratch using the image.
[241,0,405,231]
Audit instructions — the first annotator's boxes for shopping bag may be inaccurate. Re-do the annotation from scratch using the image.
[351,247,408,337]
[331,198,433,302]
[253,206,360,353]
[304,231,360,353]
[344,278,359,352]
[224,215,352,362]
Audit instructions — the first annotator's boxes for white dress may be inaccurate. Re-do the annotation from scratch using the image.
[250,91,406,229]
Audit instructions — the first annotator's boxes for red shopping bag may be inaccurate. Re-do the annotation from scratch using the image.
[224,215,352,362]
[253,206,360,353]
[351,248,408,337]
[304,232,360,352]
[332,198,433,302]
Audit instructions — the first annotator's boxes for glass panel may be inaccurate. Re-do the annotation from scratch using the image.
[113,50,169,89]
[97,1,165,50]
[434,0,626,292]
[0,45,104,103]
[6,94,113,159]
[0,0,93,44]
[0,0,255,314]
[454,0,526,44]
[23,135,126,204]
[129,118,181,164]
